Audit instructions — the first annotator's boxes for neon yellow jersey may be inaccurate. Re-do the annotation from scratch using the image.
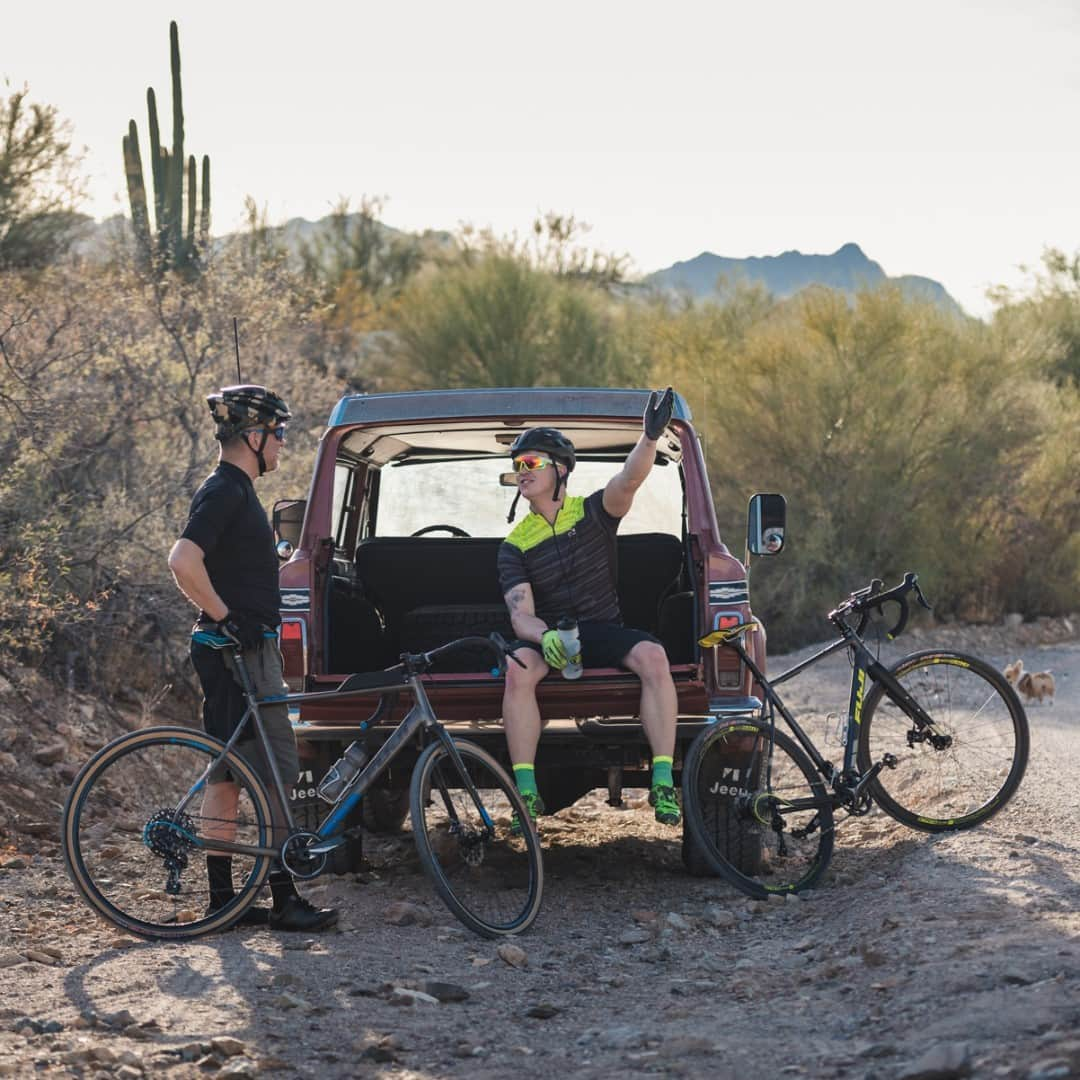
[497,491,622,624]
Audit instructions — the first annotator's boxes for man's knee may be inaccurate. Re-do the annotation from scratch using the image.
[626,640,672,683]
[504,648,547,693]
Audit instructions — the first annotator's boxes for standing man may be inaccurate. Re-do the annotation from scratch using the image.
[497,388,681,832]
[168,384,338,931]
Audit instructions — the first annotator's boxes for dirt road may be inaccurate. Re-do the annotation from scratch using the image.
[1,623,1077,1079]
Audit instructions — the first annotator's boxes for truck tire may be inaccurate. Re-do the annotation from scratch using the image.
[361,787,409,833]
[681,725,764,878]
[681,818,719,877]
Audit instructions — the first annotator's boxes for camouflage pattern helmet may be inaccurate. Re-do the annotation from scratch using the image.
[207,384,292,441]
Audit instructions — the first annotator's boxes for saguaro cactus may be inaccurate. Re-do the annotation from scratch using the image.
[121,21,210,273]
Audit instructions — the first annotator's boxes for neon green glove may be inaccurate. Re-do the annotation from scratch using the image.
[541,629,568,669]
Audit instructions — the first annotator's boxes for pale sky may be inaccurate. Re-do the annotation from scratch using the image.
[7,0,1079,316]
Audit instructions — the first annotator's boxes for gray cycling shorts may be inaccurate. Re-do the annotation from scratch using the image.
[191,634,298,793]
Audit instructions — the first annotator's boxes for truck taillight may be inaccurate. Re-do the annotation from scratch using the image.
[711,611,744,688]
[279,618,307,691]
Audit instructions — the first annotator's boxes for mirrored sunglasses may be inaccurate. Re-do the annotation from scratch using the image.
[513,453,552,472]
[269,425,287,442]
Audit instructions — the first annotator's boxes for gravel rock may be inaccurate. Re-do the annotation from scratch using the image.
[497,942,528,968]
[32,743,67,765]
[418,981,470,1003]
[704,905,738,929]
[526,1003,561,1019]
[211,1036,248,1058]
[385,901,434,927]
[897,1043,972,1080]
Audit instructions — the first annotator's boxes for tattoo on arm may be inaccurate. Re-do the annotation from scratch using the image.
[507,587,527,614]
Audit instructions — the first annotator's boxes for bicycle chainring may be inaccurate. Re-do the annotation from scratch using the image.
[280,831,327,879]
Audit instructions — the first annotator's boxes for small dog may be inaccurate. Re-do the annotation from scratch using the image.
[1004,659,1055,705]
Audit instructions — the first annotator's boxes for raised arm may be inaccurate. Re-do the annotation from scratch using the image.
[602,387,674,519]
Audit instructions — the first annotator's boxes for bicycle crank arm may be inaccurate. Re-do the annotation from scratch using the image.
[305,836,348,855]
[850,755,898,796]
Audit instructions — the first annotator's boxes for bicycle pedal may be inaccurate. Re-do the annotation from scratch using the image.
[882,753,898,770]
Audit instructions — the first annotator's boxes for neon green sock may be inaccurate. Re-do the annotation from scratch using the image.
[652,756,674,789]
[512,763,538,796]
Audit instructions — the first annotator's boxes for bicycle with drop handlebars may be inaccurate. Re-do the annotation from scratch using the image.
[681,573,1030,898]
[62,633,542,940]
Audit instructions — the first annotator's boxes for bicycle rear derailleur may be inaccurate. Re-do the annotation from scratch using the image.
[142,809,196,896]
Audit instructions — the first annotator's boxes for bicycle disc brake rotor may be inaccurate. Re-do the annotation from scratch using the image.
[142,809,196,895]
[454,825,487,867]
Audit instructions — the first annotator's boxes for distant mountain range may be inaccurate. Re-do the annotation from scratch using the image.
[645,242,963,315]
[71,215,960,315]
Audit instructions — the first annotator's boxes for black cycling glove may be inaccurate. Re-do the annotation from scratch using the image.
[219,611,266,651]
[644,386,674,441]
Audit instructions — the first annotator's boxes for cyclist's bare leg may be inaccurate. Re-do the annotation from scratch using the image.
[623,640,677,758]
[202,781,239,843]
[501,647,549,765]
[202,778,288,845]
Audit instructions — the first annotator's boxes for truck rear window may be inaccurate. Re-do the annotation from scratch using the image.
[374,459,682,538]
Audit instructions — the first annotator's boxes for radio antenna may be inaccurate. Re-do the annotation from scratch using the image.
[233,318,243,383]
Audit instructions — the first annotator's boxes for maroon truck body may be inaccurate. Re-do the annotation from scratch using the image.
[273,388,766,867]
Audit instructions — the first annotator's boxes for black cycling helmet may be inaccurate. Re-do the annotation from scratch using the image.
[506,427,577,522]
[207,384,292,440]
[509,427,576,472]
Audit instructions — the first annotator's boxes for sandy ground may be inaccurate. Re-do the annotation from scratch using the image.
[1,620,1078,1079]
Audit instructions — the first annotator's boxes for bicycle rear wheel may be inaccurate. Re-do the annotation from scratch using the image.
[682,718,834,899]
[62,727,275,940]
[410,739,543,937]
[857,650,1029,831]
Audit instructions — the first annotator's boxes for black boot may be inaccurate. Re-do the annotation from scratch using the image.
[268,867,338,931]
[205,856,271,927]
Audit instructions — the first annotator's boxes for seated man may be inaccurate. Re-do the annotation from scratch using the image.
[497,389,681,831]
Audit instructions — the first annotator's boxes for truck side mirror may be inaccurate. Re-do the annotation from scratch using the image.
[747,493,786,556]
[273,499,307,558]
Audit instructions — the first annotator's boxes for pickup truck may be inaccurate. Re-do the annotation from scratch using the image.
[273,387,772,873]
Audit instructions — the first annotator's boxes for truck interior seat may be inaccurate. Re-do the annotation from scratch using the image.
[328,533,689,674]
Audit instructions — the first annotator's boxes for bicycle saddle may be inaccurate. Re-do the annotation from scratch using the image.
[698,621,760,649]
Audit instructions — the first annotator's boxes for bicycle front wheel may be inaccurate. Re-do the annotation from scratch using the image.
[62,727,275,940]
[683,718,834,899]
[857,650,1029,831]
[410,739,543,937]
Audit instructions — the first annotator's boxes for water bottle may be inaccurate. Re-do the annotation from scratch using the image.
[318,741,369,803]
[557,617,583,680]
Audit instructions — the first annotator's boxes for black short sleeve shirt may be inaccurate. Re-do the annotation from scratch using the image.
[180,462,280,626]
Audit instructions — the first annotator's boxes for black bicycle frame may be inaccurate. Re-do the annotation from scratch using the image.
[725,620,942,795]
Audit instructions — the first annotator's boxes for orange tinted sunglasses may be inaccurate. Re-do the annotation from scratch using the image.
[512,453,553,472]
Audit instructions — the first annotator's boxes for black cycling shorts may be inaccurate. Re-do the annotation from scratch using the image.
[513,620,664,671]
